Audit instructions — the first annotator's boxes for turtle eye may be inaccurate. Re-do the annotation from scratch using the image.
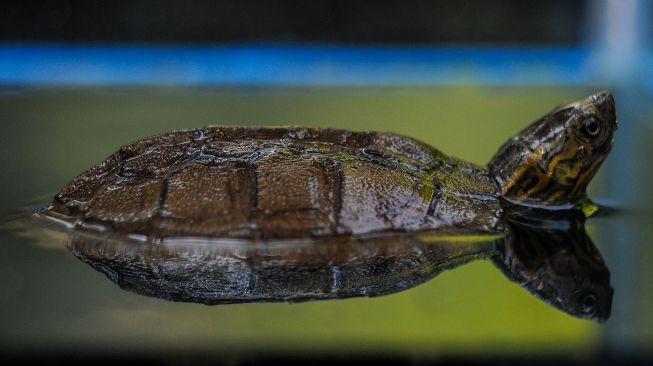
[580,294,596,313]
[582,117,601,138]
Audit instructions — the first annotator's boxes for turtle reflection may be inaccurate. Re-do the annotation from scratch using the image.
[66,209,612,322]
[491,208,613,322]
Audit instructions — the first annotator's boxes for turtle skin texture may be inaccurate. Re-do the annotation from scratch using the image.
[43,127,502,240]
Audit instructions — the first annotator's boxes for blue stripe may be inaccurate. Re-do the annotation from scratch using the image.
[0,44,590,85]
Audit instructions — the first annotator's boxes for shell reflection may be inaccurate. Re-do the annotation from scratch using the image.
[66,210,612,322]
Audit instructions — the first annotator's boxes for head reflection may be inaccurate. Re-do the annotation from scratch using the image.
[492,208,613,322]
[66,209,612,321]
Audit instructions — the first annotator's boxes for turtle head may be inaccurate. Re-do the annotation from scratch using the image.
[488,91,617,206]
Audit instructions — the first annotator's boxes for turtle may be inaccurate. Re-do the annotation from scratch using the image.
[35,91,617,241]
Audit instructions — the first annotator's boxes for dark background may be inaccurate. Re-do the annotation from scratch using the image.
[1,0,584,44]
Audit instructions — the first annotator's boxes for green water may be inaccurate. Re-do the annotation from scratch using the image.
[0,86,651,359]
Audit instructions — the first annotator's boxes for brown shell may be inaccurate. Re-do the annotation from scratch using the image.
[41,127,502,240]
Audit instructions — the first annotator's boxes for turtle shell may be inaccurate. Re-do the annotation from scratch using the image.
[41,127,502,240]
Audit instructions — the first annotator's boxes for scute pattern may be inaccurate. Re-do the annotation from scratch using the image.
[157,162,254,236]
[254,152,338,237]
[339,159,428,233]
[122,145,195,178]
[84,178,161,231]
[53,153,121,215]
[43,127,502,239]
